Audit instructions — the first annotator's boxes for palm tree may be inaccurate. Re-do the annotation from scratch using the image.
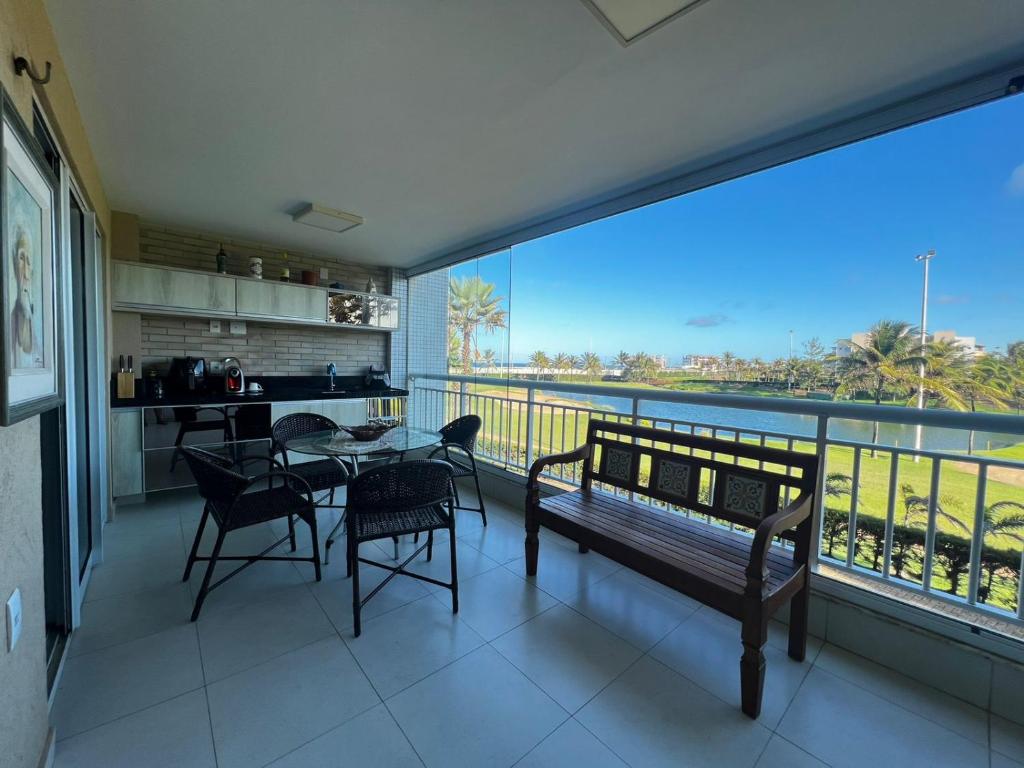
[528,350,550,380]
[631,352,658,383]
[553,353,573,382]
[721,351,736,381]
[449,276,507,375]
[480,348,497,371]
[580,352,602,382]
[926,342,1009,452]
[836,320,941,453]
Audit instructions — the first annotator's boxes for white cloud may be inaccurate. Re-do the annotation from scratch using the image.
[1008,162,1024,195]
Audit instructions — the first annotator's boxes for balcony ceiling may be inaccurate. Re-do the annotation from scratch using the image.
[45,0,1024,269]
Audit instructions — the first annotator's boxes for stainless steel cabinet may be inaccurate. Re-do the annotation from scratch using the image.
[112,262,236,315]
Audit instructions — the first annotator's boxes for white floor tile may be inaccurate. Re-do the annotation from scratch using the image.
[993,752,1024,768]
[388,646,567,768]
[197,585,335,682]
[206,636,379,768]
[566,569,698,651]
[576,656,771,768]
[55,689,215,768]
[778,668,989,768]
[516,718,627,768]
[650,608,814,729]
[493,605,641,713]
[507,541,620,602]
[345,595,484,698]
[755,735,827,768]
[84,547,184,602]
[814,643,989,745]
[266,703,422,767]
[458,516,530,564]
[993,660,1024,727]
[994,716,1024,764]
[101,519,185,563]
[54,624,204,738]
[448,566,559,641]
[187,555,307,616]
[71,582,193,656]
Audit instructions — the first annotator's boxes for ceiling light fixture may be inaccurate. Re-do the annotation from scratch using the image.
[292,203,364,233]
[581,0,711,46]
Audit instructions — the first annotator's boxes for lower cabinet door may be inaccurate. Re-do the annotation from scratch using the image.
[321,399,367,427]
[143,440,270,492]
[111,410,144,497]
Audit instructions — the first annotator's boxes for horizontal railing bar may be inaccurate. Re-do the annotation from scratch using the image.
[825,438,1024,470]
[411,373,1024,435]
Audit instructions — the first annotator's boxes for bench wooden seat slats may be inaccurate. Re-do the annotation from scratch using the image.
[525,419,819,719]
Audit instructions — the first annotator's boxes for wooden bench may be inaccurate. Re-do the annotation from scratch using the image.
[525,419,819,718]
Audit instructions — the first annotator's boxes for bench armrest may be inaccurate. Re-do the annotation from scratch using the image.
[746,492,814,586]
[527,444,592,493]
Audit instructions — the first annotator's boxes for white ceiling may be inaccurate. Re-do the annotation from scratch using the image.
[45,1,1024,270]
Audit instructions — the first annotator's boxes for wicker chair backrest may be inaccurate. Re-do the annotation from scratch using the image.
[439,415,481,453]
[181,447,248,507]
[347,460,454,515]
[271,412,339,456]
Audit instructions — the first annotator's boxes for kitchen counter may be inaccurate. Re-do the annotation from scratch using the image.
[111,379,407,409]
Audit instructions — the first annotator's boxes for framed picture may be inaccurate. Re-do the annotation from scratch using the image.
[0,85,62,425]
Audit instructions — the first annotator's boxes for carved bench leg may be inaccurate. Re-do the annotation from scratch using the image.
[788,577,810,662]
[525,506,540,575]
[578,543,589,554]
[740,605,767,719]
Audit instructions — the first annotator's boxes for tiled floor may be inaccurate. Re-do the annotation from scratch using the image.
[54,486,1024,768]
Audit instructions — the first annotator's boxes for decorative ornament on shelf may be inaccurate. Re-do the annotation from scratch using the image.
[280,251,290,282]
[215,244,227,274]
[249,255,263,280]
[366,277,376,293]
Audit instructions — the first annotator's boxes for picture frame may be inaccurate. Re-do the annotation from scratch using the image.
[0,84,63,426]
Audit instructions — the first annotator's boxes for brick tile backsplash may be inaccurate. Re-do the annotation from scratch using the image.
[140,315,386,376]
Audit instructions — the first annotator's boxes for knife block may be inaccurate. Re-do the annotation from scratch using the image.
[116,372,135,399]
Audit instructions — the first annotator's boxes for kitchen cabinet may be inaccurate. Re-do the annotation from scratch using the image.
[328,291,399,329]
[320,399,368,426]
[236,280,328,323]
[111,409,144,497]
[112,261,236,315]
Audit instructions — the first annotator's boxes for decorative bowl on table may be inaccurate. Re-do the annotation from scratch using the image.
[340,422,395,441]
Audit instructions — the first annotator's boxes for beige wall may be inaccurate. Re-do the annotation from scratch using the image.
[0,1,110,766]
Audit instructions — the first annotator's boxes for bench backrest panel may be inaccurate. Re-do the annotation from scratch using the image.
[584,419,818,530]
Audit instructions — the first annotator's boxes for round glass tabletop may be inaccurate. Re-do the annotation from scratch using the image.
[284,426,441,458]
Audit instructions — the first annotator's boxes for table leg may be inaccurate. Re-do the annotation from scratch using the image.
[323,456,352,566]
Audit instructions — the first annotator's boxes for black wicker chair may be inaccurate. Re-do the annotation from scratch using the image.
[181,447,320,621]
[428,415,486,526]
[346,460,457,637]
[271,412,352,551]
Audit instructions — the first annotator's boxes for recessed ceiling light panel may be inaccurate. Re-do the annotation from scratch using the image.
[293,203,364,233]
[582,0,710,46]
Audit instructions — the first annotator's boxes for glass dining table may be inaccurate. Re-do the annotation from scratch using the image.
[284,426,443,562]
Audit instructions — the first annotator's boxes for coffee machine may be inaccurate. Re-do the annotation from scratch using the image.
[168,356,206,393]
[224,357,245,394]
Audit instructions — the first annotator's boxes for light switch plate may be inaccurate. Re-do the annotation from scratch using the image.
[209,319,221,334]
[229,321,247,335]
[6,588,22,652]
[319,267,329,281]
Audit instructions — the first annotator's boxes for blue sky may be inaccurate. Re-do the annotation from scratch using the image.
[453,94,1024,363]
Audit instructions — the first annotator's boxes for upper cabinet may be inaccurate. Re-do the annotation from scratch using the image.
[110,261,398,331]
[328,291,399,329]
[236,280,327,322]
[112,261,236,315]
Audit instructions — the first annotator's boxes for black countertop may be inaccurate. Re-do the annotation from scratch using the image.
[111,374,407,409]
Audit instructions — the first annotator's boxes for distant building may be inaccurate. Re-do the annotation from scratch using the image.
[836,329,985,359]
[680,354,719,371]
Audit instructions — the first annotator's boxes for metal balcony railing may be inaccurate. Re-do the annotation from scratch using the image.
[409,372,1024,627]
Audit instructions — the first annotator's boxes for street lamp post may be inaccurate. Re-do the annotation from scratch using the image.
[788,329,794,391]
[913,250,935,457]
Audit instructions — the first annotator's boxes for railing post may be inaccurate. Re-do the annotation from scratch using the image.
[525,384,536,470]
[458,381,468,418]
[845,447,862,568]
[967,465,988,605]
[808,414,829,570]
[922,459,943,592]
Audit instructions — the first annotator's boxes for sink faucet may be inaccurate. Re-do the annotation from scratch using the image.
[327,362,337,391]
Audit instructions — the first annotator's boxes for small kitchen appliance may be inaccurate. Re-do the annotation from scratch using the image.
[224,357,246,394]
[168,356,206,393]
[364,364,390,390]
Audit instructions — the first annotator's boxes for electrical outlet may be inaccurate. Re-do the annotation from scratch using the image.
[209,319,221,334]
[319,267,329,281]
[6,588,22,652]
[229,321,247,335]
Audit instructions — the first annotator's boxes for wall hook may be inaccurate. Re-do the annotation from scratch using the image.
[13,56,51,85]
